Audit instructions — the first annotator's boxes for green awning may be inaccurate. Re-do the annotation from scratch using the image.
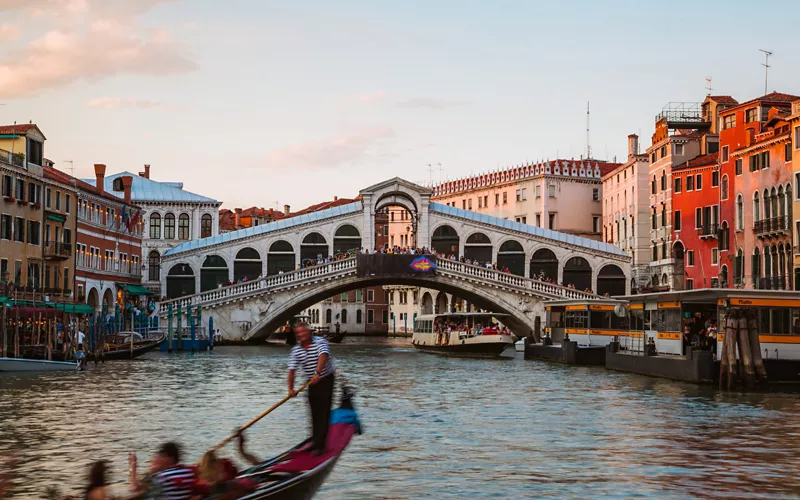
[52,303,94,314]
[119,284,153,296]
[0,134,21,139]
[46,213,66,222]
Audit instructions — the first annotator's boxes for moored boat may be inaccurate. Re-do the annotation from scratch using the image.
[0,357,79,372]
[411,312,515,358]
[96,332,165,360]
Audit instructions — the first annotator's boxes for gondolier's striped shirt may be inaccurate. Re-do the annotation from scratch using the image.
[288,336,335,378]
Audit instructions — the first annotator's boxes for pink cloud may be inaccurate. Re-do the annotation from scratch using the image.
[0,24,20,41]
[267,126,396,169]
[87,97,166,109]
[356,90,389,105]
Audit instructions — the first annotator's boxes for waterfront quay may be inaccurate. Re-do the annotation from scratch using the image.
[2,341,800,499]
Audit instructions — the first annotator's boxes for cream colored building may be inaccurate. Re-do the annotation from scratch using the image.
[791,100,800,288]
[431,160,619,240]
[602,134,651,290]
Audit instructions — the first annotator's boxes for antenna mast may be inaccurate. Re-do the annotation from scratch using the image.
[704,76,713,95]
[759,49,772,94]
[585,102,591,160]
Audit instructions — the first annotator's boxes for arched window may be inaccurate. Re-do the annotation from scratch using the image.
[149,213,161,239]
[778,186,786,218]
[178,213,190,240]
[325,309,332,323]
[752,247,761,286]
[341,309,348,324]
[771,187,778,218]
[764,189,772,218]
[164,213,175,239]
[735,248,744,284]
[148,250,160,282]
[736,195,743,230]
[753,192,760,221]
[201,214,213,238]
[720,265,728,287]
[721,175,729,200]
[356,309,363,324]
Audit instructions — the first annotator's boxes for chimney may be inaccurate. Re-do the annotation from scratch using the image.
[94,164,106,194]
[121,176,133,204]
[235,208,242,228]
[138,164,151,179]
[627,134,639,158]
[284,204,290,216]
[333,196,338,202]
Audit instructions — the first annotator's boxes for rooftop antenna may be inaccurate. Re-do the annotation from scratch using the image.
[704,76,713,95]
[437,163,444,183]
[63,160,75,186]
[759,49,772,95]
[586,101,592,160]
[426,163,434,186]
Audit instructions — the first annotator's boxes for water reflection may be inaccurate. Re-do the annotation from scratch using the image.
[1,339,799,498]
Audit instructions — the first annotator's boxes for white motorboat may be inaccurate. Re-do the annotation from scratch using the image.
[515,339,526,352]
[412,312,515,358]
[0,357,79,372]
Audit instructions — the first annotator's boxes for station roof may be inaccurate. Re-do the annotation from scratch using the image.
[164,201,363,256]
[429,202,627,257]
[620,288,800,304]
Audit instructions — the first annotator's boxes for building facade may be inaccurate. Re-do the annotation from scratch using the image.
[1,124,77,303]
[431,160,619,241]
[304,286,390,335]
[601,134,651,291]
[85,165,222,298]
[790,101,800,288]
[386,285,418,334]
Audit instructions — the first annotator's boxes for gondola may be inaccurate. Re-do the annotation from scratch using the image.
[324,331,347,344]
[235,387,361,500]
[90,333,166,361]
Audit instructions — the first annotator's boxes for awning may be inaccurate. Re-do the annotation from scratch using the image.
[46,213,66,222]
[119,284,153,296]
[52,303,94,314]
[0,134,21,139]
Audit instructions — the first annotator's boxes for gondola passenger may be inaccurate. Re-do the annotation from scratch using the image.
[129,442,198,499]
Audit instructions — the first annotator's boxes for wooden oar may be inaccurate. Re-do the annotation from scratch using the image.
[212,380,312,451]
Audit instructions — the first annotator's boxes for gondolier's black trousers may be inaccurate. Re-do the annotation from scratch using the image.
[308,373,335,453]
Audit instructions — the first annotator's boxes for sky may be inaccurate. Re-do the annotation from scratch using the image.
[2,0,800,210]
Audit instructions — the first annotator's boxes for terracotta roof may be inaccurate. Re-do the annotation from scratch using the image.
[42,165,139,207]
[707,95,738,105]
[0,124,40,135]
[719,91,800,115]
[672,152,718,172]
[289,197,359,216]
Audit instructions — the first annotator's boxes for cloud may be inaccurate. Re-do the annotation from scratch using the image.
[266,126,396,169]
[355,90,388,105]
[0,24,20,40]
[87,97,167,109]
[0,0,195,98]
[396,98,466,110]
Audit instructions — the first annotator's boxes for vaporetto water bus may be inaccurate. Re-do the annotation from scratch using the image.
[412,312,515,358]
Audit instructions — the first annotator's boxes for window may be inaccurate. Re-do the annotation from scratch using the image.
[674,143,684,156]
[754,192,761,221]
[1,175,11,197]
[711,248,719,266]
[661,172,666,191]
[651,176,656,194]
[548,213,555,229]
[786,142,792,162]
[27,220,40,245]
[356,310,362,324]
[484,195,488,206]
[686,279,693,290]
[65,194,71,213]
[148,251,161,281]
[721,146,729,162]
[503,192,507,204]
[341,309,347,323]
[744,108,758,123]
[592,188,599,201]
[0,215,10,239]
[520,189,527,201]
[674,210,681,231]
[660,146,666,158]
[201,214,213,238]
[652,246,658,262]
[495,193,499,205]
[535,214,541,227]
[149,213,161,239]
[367,309,374,324]
[367,289,374,302]
[661,209,666,227]
[712,171,719,187]
[178,213,190,240]
[695,174,702,190]
[14,217,24,242]
[674,177,681,194]
[382,310,389,324]
[478,197,482,209]
[652,212,657,230]
[686,176,694,191]
[695,208,702,228]
[592,216,600,233]
[467,199,472,210]
[736,195,743,230]
[55,191,61,211]
[548,185,556,198]
[15,178,25,201]
[687,250,695,266]
[735,158,742,175]
[164,213,175,239]
[651,152,656,163]
[462,200,466,210]
[516,189,521,202]
[356,289,363,302]
[45,187,51,208]
[721,175,729,200]
[340,292,348,302]
[722,114,736,130]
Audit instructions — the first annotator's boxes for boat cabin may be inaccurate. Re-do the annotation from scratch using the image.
[621,289,800,359]
[545,298,629,347]
[415,312,509,339]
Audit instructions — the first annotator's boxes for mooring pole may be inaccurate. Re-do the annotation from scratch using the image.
[167,303,173,353]
[209,316,214,351]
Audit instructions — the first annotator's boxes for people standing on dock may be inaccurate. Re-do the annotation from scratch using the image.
[287,322,335,456]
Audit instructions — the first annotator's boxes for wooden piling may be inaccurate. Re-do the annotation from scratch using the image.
[746,310,767,381]
[737,315,754,388]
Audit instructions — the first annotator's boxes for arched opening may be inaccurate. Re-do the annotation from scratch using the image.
[450,294,464,313]
[770,188,778,219]
[530,248,558,281]
[673,241,685,260]
[234,247,261,282]
[754,191,761,221]
[178,213,190,240]
[149,212,161,239]
[435,291,448,314]
[662,273,669,287]
[563,257,592,291]
[201,213,213,238]
[325,309,332,323]
[341,308,348,324]
[103,288,114,313]
[301,232,328,263]
[597,264,626,296]
[464,232,492,263]
[87,288,99,313]
[167,263,195,299]
[720,265,728,287]
[148,250,161,282]
[752,247,762,287]
[421,292,433,314]
[652,275,659,287]
[497,240,525,276]
[431,225,459,255]
[356,309,363,324]
[786,243,793,289]
[333,225,361,255]
[164,213,175,239]
[268,240,295,275]
[201,255,228,292]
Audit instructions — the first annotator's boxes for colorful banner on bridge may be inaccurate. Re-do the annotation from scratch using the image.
[357,254,438,277]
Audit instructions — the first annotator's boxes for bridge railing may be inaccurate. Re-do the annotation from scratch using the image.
[159,258,358,312]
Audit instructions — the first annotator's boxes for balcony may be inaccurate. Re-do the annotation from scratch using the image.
[0,148,25,167]
[43,241,72,260]
[697,223,719,239]
[755,276,788,290]
[753,216,789,238]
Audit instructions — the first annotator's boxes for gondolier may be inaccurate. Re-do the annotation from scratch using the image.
[287,322,335,455]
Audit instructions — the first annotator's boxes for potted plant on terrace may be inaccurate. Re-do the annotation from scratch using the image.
[11,152,25,166]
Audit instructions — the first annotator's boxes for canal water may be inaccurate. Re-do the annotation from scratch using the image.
[2,338,800,499]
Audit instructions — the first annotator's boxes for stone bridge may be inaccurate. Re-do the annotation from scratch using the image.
[158,178,631,340]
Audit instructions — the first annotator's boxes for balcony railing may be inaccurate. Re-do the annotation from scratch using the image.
[0,148,25,167]
[43,241,72,260]
[755,276,788,290]
[753,216,789,237]
[697,223,719,239]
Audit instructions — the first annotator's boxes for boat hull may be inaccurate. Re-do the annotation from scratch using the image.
[94,335,165,360]
[0,357,77,372]
[413,340,512,358]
